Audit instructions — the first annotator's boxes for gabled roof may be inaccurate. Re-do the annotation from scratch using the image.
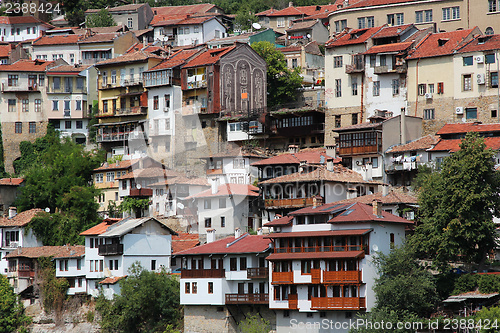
[266,4,339,17]
[99,216,177,237]
[147,48,202,71]
[172,232,199,254]
[116,167,182,180]
[95,50,161,66]
[251,147,337,166]
[458,34,500,53]
[0,178,24,186]
[255,8,278,16]
[176,234,271,255]
[328,202,413,224]
[387,134,439,153]
[46,64,90,74]
[183,46,236,68]
[371,24,414,39]
[326,26,382,48]
[153,4,221,17]
[286,20,318,33]
[5,245,84,259]
[0,15,53,28]
[0,209,43,227]
[80,218,122,236]
[0,59,54,72]
[429,137,500,153]
[78,33,120,44]
[342,0,419,10]
[201,146,267,159]
[263,215,293,227]
[149,176,209,187]
[407,28,478,60]
[332,188,418,206]
[86,3,148,13]
[99,276,127,284]
[152,14,220,27]
[0,44,12,58]
[363,41,412,55]
[436,122,500,135]
[187,184,259,199]
[33,34,81,46]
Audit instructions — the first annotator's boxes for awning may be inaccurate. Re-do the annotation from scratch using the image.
[267,251,365,261]
[264,229,372,238]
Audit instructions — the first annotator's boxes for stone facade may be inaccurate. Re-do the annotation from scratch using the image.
[325,106,364,145]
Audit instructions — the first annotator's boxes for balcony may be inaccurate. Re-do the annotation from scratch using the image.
[274,245,364,254]
[98,243,124,256]
[385,161,417,173]
[98,106,147,118]
[265,197,315,209]
[82,57,111,65]
[186,76,207,90]
[323,270,362,284]
[373,65,389,74]
[122,78,141,87]
[288,294,298,309]
[272,271,293,284]
[181,268,225,278]
[2,241,19,248]
[338,144,381,156]
[247,267,269,279]
[2,83,40,92]
[48,86,86,94]
[225,293,269,304]
[345,63,364,74]
[129,188,153,197]
[18,269,35,278]
[311,296,366,310]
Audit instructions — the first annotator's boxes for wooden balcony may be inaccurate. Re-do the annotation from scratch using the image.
[98,243,124,256]
[323,270,362,284]
[225,293,269,304]
[129,188,153,197]
[288,294,298,309]
[272,271,293,284]
[274,245,364,254]
[265,197,314,209]
[181,268,225,279]
[18,270,35,278]
[338,145,380,156]
[311,297,366,310]
[247,267,268,279]
[311,269,321,284]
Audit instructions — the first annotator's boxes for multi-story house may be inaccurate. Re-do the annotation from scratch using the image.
[333,112,422,182]
[32,34,81,64]
[95,50,162,157]
[285,19,329,46]
[152,3,225,20]
[80,215,177,298]
[264,201,412,333]
[0,16,53,43]
[85,3,154,30]
[0,59,59,174]
[406,28,480,135]
[152,15,227,47]
[46,64,90,144]
[0,208,43,275]
[186,183,260,241]
[177,231,274,333]
[53,246,86,295]
[79,31,140,66]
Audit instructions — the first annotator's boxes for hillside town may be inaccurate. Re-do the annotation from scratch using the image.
[2,0,500,332]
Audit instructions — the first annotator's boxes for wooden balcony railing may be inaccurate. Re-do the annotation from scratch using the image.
[98,243,124,256]
[181,268,225,279]
[225,293,269,304]
[247,267,268,279]
[311,269,321,284]
[265,197,314,209]
[311,297,366,310]
[272,271,293,284]
[18,270,35,278]
[338,145,381,156]
[345,64,364,74]
[274,245,364,253]
[288,294,298,309]
[323,270,362,284]
[129,188,153,197]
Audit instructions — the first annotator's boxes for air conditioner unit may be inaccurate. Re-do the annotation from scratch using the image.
[475,55,484,64]
[425,92,433,99]
[477,73,486,84]
[455,106,464,114]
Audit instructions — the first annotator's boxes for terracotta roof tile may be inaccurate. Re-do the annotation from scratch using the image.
[33,34,80,46]
[0,59,54,72]
[0,44,12,58]
[459,34,500,53]
[429,137,500,153]
[326,26,382,48]
[0,178,24,186]
[372,24,413,39]
[5,245,85,259]
[176,234,271,255]
[99,276,127,284]
[328,202,413,224]
[78,33,119,44]
[364,41,413,55]
[94,159,137,171]
[267,4,339,17]
[172,232,199,254]
[407,28,477,60]
[263,216,293,227]
[278,45,301,53]
[0,15,53,28]
[183,46,235,68]
[153,4,219,16]
[332,120,382,132]
[386,135,440,153]
[344,0,418,9]
[116,167,182,180]
[86,3,146,13]
[286,20,318,32]
[0,209,43,227]
[47,64,90,74]
[436,123,500,135]
[149,176,209,187]
[95,50,161,66]
[332,188,418,206]
[148,49,201,71]
[187,184,259,199]
[201,146,267,159]
[251,147,338,166]
[264,229,371,238]
[267,251,365,260]
[80,218,122,236]
[90,25,128,34]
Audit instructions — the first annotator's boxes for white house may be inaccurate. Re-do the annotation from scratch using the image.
[53,246,86,295]
[0,16,53,43]
[32,34,81,64]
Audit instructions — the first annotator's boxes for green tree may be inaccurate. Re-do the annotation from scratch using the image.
[373,244,438,318]
[96,263,181,333]
[119,197,150,218]
[251,41,302,107]
[234,7,258,31]
[86,9,116,28]
[239,314,271,333]
[410,132,500,271]
[0,274,30,332]
[474,306,500,333]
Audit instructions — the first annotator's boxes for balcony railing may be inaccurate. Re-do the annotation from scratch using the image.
[373,65,389,74]
[338,144,381,156]
[288,294,298,309]
[2,241,19,248]
[311,296,366,310]
[181,268,225,278]
[98,106,147,118]
[18,269,35,278]
[186,78,207,90]
[129,188,153,197]
[274,245,364,254]
[82,57,111,65]
[247,267,269,279]
[385,161,418,173]
[323,270,362,284]
[64,110,71,118]
[264,197,315,209]
[225,293,269,304]
[48,86,86,94]
[345,63,364,74]
[272,271,293,284]
[98,243,124,256]
[2,83,40,92]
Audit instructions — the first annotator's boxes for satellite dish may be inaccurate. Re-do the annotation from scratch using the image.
[136,184,142,189]
[164,36,169,41]
[45,207,50,213]
[252,22,262,30]
[177,202,185,210]
[372,244,379,252]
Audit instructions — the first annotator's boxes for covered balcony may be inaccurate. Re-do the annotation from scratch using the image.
[247,267,269,279]
[311,296,366,310]
[98,243,124,256]
[181,268,225,279]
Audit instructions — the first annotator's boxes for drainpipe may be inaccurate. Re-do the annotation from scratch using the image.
[415,58,420,117]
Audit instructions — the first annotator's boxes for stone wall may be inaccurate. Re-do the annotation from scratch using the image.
[325,106,364,145]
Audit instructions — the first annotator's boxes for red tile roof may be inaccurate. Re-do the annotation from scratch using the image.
[263,216,293,227]
[95,50,161,66]
[183,46,236,68]
[86,3,146,13]
[267,250,364,260]
[286,20,319,32]
[372,24,413,39]
[0,209,43,227]
[0,178,24,186]
[94,159,137,171]
[251,147,336,166]
[255,8,277,16]
[0,44,12,58]
[0,15,53,28]
[459,34,500,53]
[80,218,122,236]
[148,49,202,71]
[153,4,220,17]
[267,4,339,17]
[201,146,267,159]
[407,28,478,60]
[116,167,182,180]
[387,134,439,153]
[5,245,85,259]
[429,137,500,153]
[264,229,371,238]
[99,276,127,284]
[326,26,382,48]
[187,184,259,199]
[172,232,199,254]
[176,234,271,255]
[47,64,90,74]
[152,15,219,27]
[149,176,209,187]
[436,123,500,135]
[78,33,119,44]
[332,188,418,206]
[343,0,419,10]
[364,41,413,55]
[0,59,54,72]
[328,202,413,224]
[33,34,81,46]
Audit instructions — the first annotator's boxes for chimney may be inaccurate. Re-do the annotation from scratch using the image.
[116,160,120,167]
[288,1,293,7]
[382,184,389,196]
[235,228,241,239]
[373,200,382,217]
[8,207,17,219]
[347,187,357,199]
[363,162,373,181]
[257,228,263,235]
[206,229,216,243]
[211,178,219,195]
[400,109,407,144]
[298,160,307,173]
[325,145,336,158]
[312,195,323,208]
[288,144,299,154]
[326,158,334,172]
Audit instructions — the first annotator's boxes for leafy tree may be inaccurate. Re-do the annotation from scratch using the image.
[0,274,30,332]
[96,263,181,333]
[474,306,500,333]
[119,197,150,218]
[410,132,500,271]
[373,244,438,317]
[86,9,116,28]
[239,314,271,333]
[234,7,258,31]
[251,41,302,107]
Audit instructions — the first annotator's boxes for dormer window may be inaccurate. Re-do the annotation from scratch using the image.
[438,38,449,46]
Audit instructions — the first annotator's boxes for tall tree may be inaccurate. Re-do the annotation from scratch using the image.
[86,9,116,28]
[0,274,30,333]
[251,41,302,107]
[410,132,500,271]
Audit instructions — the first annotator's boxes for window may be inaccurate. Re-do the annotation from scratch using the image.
[106,172,114,182]
[380,55,386,66]
[396,13,404,25]
[371,157,378,168]
[34,99,41,112]
[463,56,473,66]
[352,113,358,125]
[333,56,343,68]
[27,27,30,34]
[491,72,499,87]
[219,198,226,208]
[204,218,211,228]
[240,257,247,270]
[22,99,29,112]
[392,79,399,95]
[334,19,347,33]
[100,260,103,272]
[442,6,460,20]
[370,55,376,67]
[352,77,358,95]
[52,100,59,111]
[437,82,444,94]
[185,282,190,293]
[335,115,341,128]
[29,122,36,133]
[204,199,211,209]
[418,84,426,95]
[8,74,18,86]
[221,216,225,228]
[387,14,395,25]
[151,260,156,271]
[490,0,498,12]
[428,84,435,94]
[95,173,103,183]
[367,16,374,28]
[466,107,477,119]
[233,158,245,169]
[65,121,71,129]
[335,79,341,97]
[425,9,433,22]
[357,17,365,29]
[64,100,70,111]
[463,74,472,91]
[208,282,213,294]
[39,74,44,86]
[77,259,81,270]
[373,81,380,96]
[76,121,83,129]
[277,17,285,27]
[492,110,498,118]
[416,10,432,23]
[192,282,197,294]
[15,122,22,134]
[230,258,237,271]
[127,17,133,28]
[109,260,114,270]
[424,108,435,120]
